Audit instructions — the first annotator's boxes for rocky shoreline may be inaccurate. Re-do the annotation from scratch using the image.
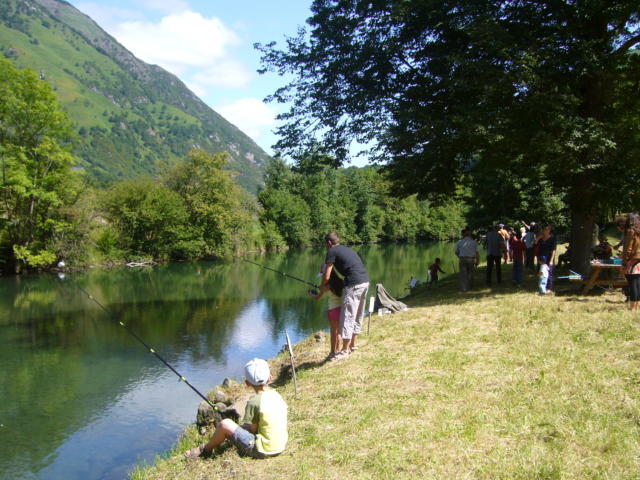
[187,331,327,445]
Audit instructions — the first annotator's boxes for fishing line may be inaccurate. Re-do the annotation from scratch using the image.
[56,274,218,411]
[243,258,320,291]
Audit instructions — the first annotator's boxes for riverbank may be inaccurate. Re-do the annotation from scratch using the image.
[130,267,640,480]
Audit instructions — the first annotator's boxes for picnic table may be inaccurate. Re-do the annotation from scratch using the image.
[572,261,627,294]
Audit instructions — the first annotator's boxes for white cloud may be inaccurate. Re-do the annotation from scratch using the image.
[215,98,277,141]
[74,2,145,28]
[74,1,276,147]
[136,0,189,15]
[111,10,241,75]
[191,59,252,89]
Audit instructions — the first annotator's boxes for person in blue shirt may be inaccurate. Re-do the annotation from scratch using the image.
[485,225,503,285]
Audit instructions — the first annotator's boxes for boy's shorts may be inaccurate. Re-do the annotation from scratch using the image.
[229,427,274,459]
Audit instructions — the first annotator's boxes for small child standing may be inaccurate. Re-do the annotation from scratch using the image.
[312,265,344,359]
[184,358,288,459]
[538,255,550,295]
[428,258,445,284]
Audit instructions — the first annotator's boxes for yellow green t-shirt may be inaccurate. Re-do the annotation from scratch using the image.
[242,389,288,455]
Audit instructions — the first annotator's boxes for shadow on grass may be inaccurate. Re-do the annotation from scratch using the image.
[402,264,623,309]
[269,264,625,390]
[271,358,328,389]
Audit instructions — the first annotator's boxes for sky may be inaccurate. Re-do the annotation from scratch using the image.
[67,0,315,158]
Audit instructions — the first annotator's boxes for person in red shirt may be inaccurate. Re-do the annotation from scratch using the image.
[509,231,525,287]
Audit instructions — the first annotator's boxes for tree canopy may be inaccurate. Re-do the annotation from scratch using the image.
[163,149,258,258]
[258,0,640,271]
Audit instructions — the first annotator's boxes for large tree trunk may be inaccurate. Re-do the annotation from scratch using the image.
[569,207,596,276]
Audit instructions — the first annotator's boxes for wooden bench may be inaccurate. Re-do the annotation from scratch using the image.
[570,262,626,294]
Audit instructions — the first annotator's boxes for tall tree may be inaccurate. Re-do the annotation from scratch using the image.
[258,158,312,246]
[164,149,257,258]
[258,1,640,272]
[0,58,79,271]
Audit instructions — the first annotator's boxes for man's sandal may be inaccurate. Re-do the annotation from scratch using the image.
[329,350,350,361]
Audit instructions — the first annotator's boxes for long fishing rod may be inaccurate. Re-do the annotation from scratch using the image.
[58,276,218,412]
[243,258,320,290]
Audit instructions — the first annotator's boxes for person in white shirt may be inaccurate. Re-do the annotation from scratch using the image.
[455,228,480,292]
[522,220,538,270]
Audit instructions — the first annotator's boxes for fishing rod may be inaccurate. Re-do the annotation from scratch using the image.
[243,258,320,291]
[56,275,219,412]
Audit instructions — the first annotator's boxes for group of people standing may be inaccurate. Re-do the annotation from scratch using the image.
[454,221,556,294]
[453,214,640,308]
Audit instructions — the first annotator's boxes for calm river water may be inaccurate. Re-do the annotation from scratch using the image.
[0,243,459,480]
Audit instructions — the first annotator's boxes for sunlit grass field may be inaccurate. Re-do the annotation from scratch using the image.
[131,265,640,480]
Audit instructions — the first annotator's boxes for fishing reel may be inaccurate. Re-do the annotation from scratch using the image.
[308,288,319,297]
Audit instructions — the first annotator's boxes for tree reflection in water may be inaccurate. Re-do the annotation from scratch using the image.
[0,242,457,480]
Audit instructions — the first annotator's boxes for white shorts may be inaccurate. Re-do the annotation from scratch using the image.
[340,282,369,340]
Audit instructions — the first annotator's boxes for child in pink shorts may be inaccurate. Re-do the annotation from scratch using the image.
[313,265,344,359]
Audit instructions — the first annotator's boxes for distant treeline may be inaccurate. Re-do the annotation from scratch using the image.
[258,157,466,249]
[91,154,467,264]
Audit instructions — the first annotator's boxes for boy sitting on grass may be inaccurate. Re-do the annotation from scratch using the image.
[184,358,288,459]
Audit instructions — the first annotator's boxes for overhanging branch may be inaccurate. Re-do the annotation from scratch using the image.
[614,34,640,55]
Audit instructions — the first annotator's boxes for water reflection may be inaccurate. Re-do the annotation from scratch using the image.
[0,243,460,480]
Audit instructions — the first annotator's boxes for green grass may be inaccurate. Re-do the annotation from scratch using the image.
[0,13,117,124]
[130,266,640,479]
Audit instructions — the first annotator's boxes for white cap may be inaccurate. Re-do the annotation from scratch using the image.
[244,358,270,386]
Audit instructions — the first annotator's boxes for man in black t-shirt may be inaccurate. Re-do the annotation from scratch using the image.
[322,232,369,360]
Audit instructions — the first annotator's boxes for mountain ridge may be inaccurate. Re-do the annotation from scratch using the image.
[0,0,268,191]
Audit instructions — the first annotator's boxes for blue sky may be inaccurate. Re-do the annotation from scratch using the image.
[68,0,314,157]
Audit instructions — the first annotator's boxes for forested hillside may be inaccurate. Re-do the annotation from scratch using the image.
[0,0,269,191]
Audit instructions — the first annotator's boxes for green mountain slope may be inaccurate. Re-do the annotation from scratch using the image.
[0,0,268,191]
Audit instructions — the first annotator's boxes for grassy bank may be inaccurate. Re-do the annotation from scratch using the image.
[131,266,640,480]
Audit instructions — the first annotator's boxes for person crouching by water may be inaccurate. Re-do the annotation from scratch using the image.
[184,358,288,459]
[622,213,640,312]
[312,264,344,359]
[322,232,369,361]
[428,258,445,284]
